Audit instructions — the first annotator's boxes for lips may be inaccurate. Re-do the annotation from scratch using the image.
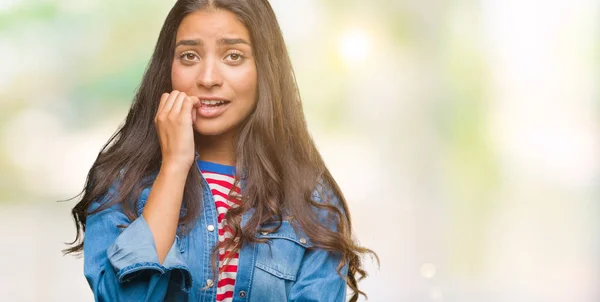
[196,99,231,118]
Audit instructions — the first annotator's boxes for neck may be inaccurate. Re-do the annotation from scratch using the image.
[194,132,236,166]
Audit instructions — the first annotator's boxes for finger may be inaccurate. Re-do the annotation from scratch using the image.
[181,96,195,122]
[190,96,200,107]
[162,90,181,114]
[189,96,199,123]
[156,93,169,117]
[170,92,188,115]
[189,96,200,108]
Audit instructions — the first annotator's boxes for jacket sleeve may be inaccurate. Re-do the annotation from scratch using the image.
[288,182,349,302]
[288,249,348,302]
[83,192,192,302]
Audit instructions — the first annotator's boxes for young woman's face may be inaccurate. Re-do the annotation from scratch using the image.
[171,9,258,138]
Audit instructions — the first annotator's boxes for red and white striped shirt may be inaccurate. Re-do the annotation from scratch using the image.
[199,161,241,302]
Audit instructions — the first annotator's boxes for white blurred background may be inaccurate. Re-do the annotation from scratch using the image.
[0,0,598,301]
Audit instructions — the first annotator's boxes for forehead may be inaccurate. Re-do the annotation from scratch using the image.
[176,9,250,41]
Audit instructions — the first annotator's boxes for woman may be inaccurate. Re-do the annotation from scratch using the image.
[65,0,376,301]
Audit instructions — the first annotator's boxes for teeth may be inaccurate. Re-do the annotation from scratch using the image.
[200,99,228,105]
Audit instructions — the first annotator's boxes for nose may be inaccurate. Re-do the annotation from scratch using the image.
[196,56,223,89]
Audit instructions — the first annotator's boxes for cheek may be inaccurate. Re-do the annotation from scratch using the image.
[230,67,258,105]
[171,63,196,90]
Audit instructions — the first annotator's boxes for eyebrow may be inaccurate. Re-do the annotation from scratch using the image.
[175,38,251,48]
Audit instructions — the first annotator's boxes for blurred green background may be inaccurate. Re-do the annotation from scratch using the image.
[0,0,598,301]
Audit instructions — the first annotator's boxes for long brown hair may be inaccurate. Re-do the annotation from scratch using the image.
[65,0,377,300]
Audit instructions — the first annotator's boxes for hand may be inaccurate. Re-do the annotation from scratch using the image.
[154,90,200,173]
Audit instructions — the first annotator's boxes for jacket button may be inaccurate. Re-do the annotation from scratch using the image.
[239,290,247,298]
[261,231,268,236]
[299,238,307,244]
[207,224,215,232]
[206,279,214,288]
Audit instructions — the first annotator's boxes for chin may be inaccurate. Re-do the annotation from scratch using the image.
[193,122,235,137]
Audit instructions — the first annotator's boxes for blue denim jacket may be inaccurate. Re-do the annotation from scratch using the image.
[83,160,348,302]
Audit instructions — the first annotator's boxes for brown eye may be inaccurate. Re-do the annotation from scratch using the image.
[180,52,199,62]
[225,52,244,63]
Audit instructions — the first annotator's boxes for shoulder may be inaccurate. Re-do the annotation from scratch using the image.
[306,178,348,232]
[310,178,346,217]
[87,169,158,217]
[311,179,342,207]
